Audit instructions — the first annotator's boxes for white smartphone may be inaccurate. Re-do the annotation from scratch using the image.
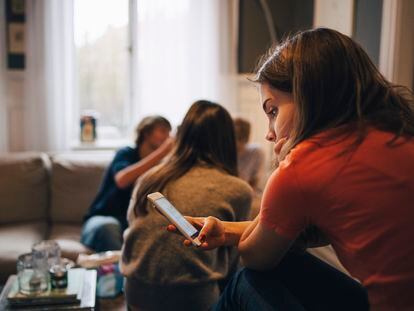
[147,192,201,247]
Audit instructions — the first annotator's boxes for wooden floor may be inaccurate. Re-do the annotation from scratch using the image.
[99,294,126,311]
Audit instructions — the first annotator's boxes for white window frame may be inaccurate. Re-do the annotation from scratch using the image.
[71,0,135,151]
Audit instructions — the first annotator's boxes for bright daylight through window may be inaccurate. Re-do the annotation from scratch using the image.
[74,0,130,143]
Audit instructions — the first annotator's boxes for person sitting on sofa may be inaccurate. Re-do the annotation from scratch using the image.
[81,116,172,252]
[233,117,265,195]
[120,100,252,311]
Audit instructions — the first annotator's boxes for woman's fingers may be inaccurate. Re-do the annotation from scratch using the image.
[167,216,204,233]
[166,224,177,232]
[198,216,217,241]
[184,216,205,231]
[168,216,223,250]
[274,137,288,156]
[183,239,211,250]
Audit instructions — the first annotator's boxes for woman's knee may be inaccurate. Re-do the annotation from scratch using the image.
[95,219,121,238]
[83,216,121,237]
[81,216,122,251]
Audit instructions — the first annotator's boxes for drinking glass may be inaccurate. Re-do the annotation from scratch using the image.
[17,253,48,295]
[32,240,61,269]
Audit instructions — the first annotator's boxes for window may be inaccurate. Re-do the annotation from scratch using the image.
[71,0,236,148]
[74,0,130,142]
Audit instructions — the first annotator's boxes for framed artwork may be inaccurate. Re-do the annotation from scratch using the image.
[5,0,25,70]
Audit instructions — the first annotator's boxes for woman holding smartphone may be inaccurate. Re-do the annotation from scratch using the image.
[120,100,252,311]
[170,28,414,310]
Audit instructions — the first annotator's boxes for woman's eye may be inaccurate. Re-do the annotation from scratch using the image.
[267,108,278,118]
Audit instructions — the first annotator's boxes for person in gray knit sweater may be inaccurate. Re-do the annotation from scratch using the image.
[120,100,253,311]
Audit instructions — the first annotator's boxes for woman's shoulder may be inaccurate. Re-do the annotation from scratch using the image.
[167,166,253,206]
[166,166,253,220]
[187,165,252,189]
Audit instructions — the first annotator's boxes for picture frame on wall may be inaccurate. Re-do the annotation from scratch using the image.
[7,23,24,54]
[10,0,24,14]
[5,0,25,70]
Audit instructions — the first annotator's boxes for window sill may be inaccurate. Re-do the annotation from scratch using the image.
[70,139,132,151]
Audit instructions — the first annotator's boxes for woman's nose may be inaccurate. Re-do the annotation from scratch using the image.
[266,130,276,142]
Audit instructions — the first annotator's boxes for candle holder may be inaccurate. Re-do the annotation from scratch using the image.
[49,263,68,290]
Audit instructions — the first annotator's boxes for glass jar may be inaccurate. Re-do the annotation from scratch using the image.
[17,253,48,295]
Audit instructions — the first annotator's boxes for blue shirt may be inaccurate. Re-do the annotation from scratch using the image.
[83,146,140,229]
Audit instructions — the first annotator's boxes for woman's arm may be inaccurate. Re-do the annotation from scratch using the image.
[238,216,294,271]
[115,138,173,189]
[173,215,294,271]
[238,222,329,270]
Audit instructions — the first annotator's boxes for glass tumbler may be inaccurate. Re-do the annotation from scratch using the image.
[17,253,48,295]
[32,240,61,269]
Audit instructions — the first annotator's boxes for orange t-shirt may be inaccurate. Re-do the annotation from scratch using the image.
[260,128,414,310]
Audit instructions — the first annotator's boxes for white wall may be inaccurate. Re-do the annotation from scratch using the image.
[313,0,354,35]
[6,73,25,151]
[0,0,8,152]
[0,0,25,152]
[313,0,413,90]
[379,0,414,88]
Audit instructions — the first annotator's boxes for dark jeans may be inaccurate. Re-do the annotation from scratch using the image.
[81,215,124,252]
[213,251,369,311]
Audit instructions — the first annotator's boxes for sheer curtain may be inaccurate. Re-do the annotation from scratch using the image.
[130,0,239,126]
[23,0,74,151]
[0,0,7,152]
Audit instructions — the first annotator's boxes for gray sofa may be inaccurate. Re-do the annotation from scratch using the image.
[0,151,113,283]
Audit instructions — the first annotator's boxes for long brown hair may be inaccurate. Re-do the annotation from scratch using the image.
[134,100,238,215]
[253,28,414,158]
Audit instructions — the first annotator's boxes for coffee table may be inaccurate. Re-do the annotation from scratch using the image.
[0,270,96,310]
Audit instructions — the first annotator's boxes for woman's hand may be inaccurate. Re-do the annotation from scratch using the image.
[274,137,288,165]
[167,216,226,250]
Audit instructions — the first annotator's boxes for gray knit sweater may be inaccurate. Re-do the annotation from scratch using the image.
[120,165,252,285]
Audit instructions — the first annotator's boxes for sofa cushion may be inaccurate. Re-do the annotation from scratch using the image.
[0,222,47,283]
[50,153,112,224]
[0,153,50,224]
[48,224,93,261]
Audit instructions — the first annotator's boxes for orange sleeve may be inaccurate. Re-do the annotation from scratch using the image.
[259,163,308,240]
